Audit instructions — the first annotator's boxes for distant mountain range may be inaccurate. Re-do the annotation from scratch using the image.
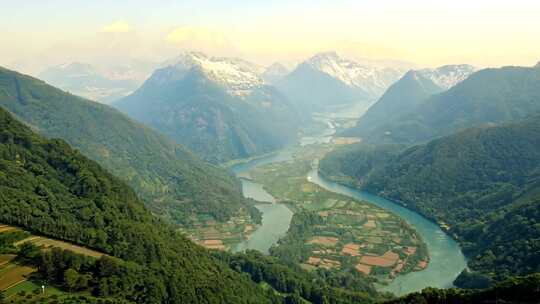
[115,52,301,163]
[38,61,153,104]
[261,62,290,84]
[276,52,405,112]
[0,66,249,226]
[347,64,540,144]
[347,64,476,136]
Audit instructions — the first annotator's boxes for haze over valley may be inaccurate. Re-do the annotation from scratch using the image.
[1,1,539,303]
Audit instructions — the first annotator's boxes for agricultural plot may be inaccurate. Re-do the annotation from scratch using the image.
[0,263,35,290]
[0,224,105,293]
[251,144,429,283]
[179,210,259,251]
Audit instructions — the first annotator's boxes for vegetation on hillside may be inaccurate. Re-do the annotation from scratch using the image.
[383,273,540,304]
[0,66,251,225]
[0,106,278,303]
[358,65,540,144]
[320,116,540,287]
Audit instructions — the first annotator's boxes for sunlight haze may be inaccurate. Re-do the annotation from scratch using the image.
[2,0,540,74]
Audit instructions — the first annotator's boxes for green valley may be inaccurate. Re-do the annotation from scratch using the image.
[246,145,429,286]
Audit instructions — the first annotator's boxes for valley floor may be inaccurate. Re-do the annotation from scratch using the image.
[248,144,429,285]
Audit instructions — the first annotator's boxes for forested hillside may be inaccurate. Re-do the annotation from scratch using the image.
[0,106,277,303]
[0,66,249,226]
[384,273,540,304]
[320,116,540,286]
[357,65,540,144]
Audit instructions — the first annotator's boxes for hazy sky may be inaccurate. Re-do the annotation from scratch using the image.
[2,0,540,73]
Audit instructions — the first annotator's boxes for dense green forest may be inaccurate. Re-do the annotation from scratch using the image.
[320,115,540,287]
[215,250,385,304]
[353,65,540,144]
[383,273,540,304]
[0,66,251,225]
[320,144,404,186]
[0,106,278,303]
[115,65,300,163]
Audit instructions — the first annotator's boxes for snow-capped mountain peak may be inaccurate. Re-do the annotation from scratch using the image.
[417,64,476,90]
[304,52,405,98]
[261,62,290,84]
[164,51,265,97]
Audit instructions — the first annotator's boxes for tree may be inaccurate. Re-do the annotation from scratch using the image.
[0,291,6,303]
[64,268,79,291]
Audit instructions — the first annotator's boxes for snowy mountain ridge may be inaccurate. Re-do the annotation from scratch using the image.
[417,64,476,90]
[164,51,265,97]
[304,51,405,98]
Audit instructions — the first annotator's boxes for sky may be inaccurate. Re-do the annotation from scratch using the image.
[2,0,540,74]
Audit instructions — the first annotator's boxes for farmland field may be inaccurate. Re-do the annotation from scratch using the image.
[250,144,429,284]
[0,224,106,293]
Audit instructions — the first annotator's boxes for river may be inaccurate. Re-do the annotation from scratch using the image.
[230,106,467,296]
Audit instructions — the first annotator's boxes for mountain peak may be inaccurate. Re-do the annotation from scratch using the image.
[157,52,264,97]
[262,62,290,84]
[417,64,476,90]
[301,52,404,97]
[309,51,341,62]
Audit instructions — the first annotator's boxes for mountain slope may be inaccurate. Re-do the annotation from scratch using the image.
[277,52,404,111]
[115,52,300,163]
[322,116,540,285]
[0,66,248,225]
[360,65,540,144]
[347,71,443,136]
[0,106,274,303]
[346,65,475,137]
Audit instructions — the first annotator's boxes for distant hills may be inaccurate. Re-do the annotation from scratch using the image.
[115,52,301,163]
[276,52,405,112]
[345,64,475,137]
[321,115,540,286]
[347,64,540,144]
[39,62,151,104]
[0,66,248,226]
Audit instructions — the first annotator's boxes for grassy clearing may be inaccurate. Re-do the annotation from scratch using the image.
[0,264,35,290]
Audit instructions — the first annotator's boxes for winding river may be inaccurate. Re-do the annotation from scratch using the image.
[230,107,467,296]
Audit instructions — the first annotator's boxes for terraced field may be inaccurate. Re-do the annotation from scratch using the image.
[179,210,259,251]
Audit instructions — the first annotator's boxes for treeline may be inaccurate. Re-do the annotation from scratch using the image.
[214,250,383,304]
[383,273,540,304]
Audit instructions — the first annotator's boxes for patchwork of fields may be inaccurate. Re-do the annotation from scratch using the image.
[179,210,259,251]
[0,224,105,298]
[249,144,429,284]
